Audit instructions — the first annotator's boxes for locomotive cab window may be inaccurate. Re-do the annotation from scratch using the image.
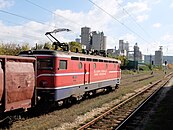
[59,60,67,70]
[37,59,53,70]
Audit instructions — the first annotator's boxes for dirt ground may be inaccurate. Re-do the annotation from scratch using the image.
[144,78,173,130]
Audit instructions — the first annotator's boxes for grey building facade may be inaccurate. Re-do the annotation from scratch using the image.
[155,48,163,66]
[92,31,106,51]
[81,27,91,50]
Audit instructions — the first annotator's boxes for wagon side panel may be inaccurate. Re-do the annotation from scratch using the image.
[5,60,35,112]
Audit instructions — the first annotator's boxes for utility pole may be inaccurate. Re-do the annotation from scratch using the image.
[150,54,152,70]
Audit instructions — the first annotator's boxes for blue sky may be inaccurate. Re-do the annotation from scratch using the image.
[0,0,173,55]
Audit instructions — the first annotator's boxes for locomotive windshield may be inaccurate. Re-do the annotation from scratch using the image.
[37,58,53,70]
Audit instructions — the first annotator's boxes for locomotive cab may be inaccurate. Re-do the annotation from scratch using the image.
[36,57,56,101]
[37,58,55,88]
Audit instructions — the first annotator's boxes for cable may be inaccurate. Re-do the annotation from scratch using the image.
[87,0,151,44]
[0,17,48,40]
[25,0,82,27]
[0,9,79,40]
[0,9,46,25]
[116,0,159,44]
[24,0,81,37]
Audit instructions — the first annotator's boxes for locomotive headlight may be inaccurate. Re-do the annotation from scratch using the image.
[39,80,48,87]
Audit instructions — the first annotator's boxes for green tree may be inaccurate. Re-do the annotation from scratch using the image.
[31,43,44,50]
[69,41,82,52]
[21,43,30,51]
[43,42,52,49]
[115,55,128,67]
[0,43,21,55]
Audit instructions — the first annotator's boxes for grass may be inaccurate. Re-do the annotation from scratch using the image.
[9,69,173,130]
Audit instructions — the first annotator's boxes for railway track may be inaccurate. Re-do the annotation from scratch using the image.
[77,72,173,130]
[120,72,154,86]
[8,70,171,130]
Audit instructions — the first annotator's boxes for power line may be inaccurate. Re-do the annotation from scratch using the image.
[87,0,151,44]
[24,0,81,37]
[0,17,53,41]
[0,9,45,25]
[25,0,82,27]
[0,9,79,40]
[0,9,56,38]
[116,0,158,44]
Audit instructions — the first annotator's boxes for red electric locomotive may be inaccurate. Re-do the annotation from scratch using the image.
[20,50,121,103]
[19,29,121,103]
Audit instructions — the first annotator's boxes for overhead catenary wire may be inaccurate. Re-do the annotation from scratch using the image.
[87,0,151,44]
[0,0,159,51]
[115,0,159,45]
[25,0,119,44]
[25,0,82,27]
[1,0,143,45]
[24,0,81,38]
[0,17,48,40]
[0,10,53,40]
[25,0,120,44]
[0,9,46,25]
[2,1,145,48]
[24,0,82,38]
[0,9,79,43]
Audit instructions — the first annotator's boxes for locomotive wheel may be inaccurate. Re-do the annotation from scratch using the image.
[63,97,76,108]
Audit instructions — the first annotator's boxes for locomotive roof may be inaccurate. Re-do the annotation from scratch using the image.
[0,54,36,61]
[19,50,121,63]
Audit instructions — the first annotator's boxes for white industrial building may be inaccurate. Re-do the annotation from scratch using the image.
[91,31,106,51]
[80,27,106,51]
[119,40,129,57]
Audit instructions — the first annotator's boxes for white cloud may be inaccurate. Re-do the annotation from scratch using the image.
[153,23,161,28]
[161,34,173,42]
[136,14,149,22]
[125,1,150,13]
[124,0,162,23]
[158,33,173,55]
[0,0,157,50]
[170,0,173,7]
[52,0,152,41]
[119,33,137,43]
[0,0,14,9]
[0,21,48,46]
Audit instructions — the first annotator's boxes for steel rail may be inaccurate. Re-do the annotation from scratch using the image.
[77,78,164,130]
[115,74,172,130]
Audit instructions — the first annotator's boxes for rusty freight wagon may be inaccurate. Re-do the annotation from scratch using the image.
[0,55,36,115]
